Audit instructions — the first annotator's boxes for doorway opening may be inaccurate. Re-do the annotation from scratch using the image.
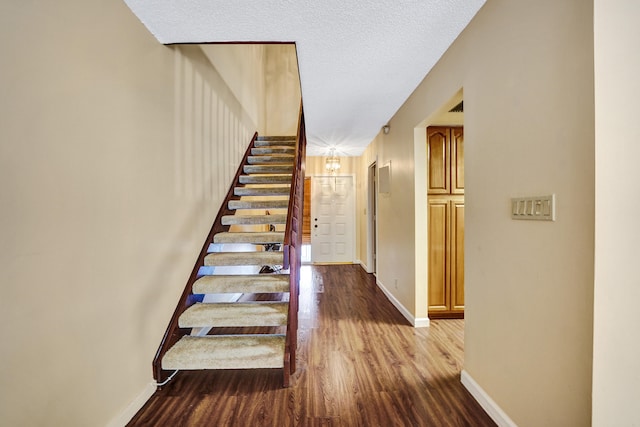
[367,162,377,274]
[424,90,465,320]
[302,177,311,263]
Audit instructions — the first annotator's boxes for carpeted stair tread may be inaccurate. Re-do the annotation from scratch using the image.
[256,135,296,141]
[204,251,283,266]
[221,214,287,225]
[247,155,294,165]
[179,302,289,328]
[162,335,285,370]
[213,231,284,244]
[251,147,295,155]
[253,136,298,147]
[234,186,291,196]
[193,274,290,294]
[229,199,289,210]
[254,140,296,147]
[239,174,292,184]
[244,164,293,174]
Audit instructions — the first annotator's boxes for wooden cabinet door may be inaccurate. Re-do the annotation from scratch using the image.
[428,197,464,317]
[427,198,450,312]
[451,127,464,194]
[427,126,464,317]
[427,127,450,194]
[450,200,465,312]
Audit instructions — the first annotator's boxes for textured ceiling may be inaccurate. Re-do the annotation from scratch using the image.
[124,0,485,156]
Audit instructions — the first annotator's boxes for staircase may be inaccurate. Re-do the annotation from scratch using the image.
[153,126,306,387]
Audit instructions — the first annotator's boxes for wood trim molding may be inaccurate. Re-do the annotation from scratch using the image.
[460,370,518,427]
[413,317,430,328]
[356,259,373,273]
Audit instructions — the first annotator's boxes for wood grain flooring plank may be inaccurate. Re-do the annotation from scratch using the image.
[186,395,238,427]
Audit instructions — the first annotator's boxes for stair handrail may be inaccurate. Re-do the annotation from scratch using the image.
[152,132,258,384]
[282,105,306,384]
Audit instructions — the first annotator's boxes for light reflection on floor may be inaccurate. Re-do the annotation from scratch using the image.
[301,244,311,263]
[298,265,319,330]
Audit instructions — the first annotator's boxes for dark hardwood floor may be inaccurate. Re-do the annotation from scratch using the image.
[128,264,495,426]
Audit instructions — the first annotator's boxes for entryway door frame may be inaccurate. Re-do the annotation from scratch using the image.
[366,161,378,274]
[310,174,356,264]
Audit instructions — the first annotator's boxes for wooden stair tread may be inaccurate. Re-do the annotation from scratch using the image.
[229,199,289,210]
[193,274,290,294]
[204,251,283,266]
[179,302,289,328]
[221,214,287,225]
[213,231,284,244]
[162,335,285,370]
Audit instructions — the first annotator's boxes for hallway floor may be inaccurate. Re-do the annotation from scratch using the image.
[128,264,495,426]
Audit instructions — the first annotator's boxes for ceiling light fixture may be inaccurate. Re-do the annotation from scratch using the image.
[325,148,341,174]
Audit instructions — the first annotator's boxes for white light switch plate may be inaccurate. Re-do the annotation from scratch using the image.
[511,194,555,221]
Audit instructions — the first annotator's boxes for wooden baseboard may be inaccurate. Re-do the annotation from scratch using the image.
[428,311,464,319]
[460,370,517,427]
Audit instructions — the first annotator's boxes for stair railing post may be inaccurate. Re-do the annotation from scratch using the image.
[282,105,306,384]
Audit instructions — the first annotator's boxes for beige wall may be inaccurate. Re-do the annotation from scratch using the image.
[201,44,301,137]
[0,1,293,425]
[356,137,381,271]
[265,45,302,136]
[201,44,267,133]
[357,0,595,425]
[593,0,640,425]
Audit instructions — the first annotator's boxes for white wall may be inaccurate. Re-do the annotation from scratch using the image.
[0,1,278,425]
[358,0,595,425]
[593,0,640,425]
